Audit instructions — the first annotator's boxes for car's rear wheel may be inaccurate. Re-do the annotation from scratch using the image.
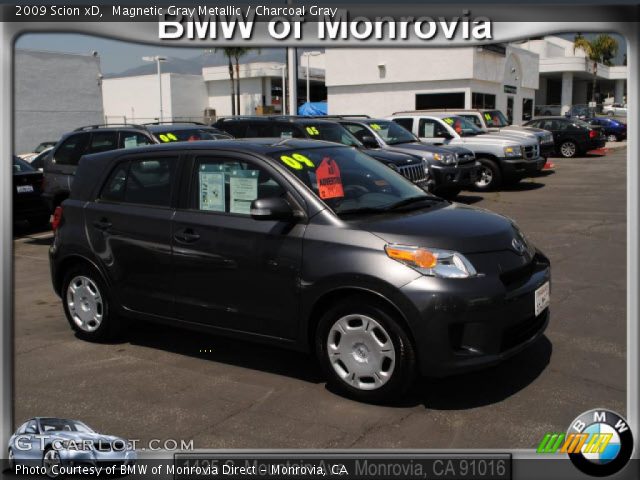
[607,134,618,142]
[62,265,121,342]
[43,448,61,478]
[474,158,502,191]
[559,140,578,158]
[316,297,415,403]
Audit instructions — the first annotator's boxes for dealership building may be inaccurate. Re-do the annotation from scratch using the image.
[93,36,629,129]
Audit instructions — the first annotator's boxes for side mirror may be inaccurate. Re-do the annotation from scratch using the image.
[360,135,379,149]
[250,197,295,221]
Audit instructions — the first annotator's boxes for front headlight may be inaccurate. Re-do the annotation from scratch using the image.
[431,153,455,164]
[385,244,477,278]
[503,146,523,158]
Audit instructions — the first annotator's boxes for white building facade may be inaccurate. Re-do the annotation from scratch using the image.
[324,44,540,124]
[15,49,105,154]
[519,36,627,114]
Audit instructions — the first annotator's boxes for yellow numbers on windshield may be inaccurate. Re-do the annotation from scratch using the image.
[305,126,320,136]
[280,153,315,170]
[158,133,178,143]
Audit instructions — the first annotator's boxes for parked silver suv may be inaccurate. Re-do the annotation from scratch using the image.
[389,112,545,191]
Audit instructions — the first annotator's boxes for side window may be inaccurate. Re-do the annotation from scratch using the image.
[193,157,286,215]
[392,118,413,132]
[54,133,90,165]
[418,119,447,138]
[124,158,176,207]
[245,122,273,137]
[122,132,154,149]
[17,422,29,434]
[25,420,38,434]
[541,120,556,130]
[272,124,302,139]
[88,132,118,154]
[99,158,176,207]
[461,115,483,128]
[100,162,129,202]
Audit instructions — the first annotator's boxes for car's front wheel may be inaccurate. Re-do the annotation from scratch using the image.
[8,448,15,470]
[62,265,121,342]
[43,448,61,478]
[316,297,416,403]
[474,158,502,191]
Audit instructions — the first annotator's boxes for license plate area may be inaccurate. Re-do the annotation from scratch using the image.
[535,281,550,316]
[17,185,34,193]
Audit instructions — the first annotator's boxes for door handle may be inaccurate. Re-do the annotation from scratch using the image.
[93,219,112,231]
[174,229,200,243]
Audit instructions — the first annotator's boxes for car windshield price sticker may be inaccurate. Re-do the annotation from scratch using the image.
[370,123,381,130]
[306,126,320,136]
[123,136,138,149]
[199,171,225,212]
[229,170,259,215]
[316,157,344,200]
[158,133,179,143]
[280,153,315,170]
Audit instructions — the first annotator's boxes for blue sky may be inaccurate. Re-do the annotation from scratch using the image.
[16,32,627,75]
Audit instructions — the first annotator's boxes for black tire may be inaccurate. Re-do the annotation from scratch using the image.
[559,140,578,158]
[42,447,60,479]
[473,158,502,191]
[607,134,618,142]
[315,296,416,403]
[61,264,122,342]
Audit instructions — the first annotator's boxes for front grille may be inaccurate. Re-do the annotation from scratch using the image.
[397,163,428,184]
[523,145,539,159]
[501,310,548,352]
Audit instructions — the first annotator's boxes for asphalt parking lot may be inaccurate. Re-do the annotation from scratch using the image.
[13,148,626,450]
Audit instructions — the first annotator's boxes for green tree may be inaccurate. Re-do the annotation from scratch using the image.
[573,34,619,102]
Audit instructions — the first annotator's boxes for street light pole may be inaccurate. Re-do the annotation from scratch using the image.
[302,51,321,104]
[143,55,167,122]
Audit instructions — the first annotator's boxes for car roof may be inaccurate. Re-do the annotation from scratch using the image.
[146,124,223,132]
[530,116,570,120]
[391,111,459,119]
[217,116,340,126]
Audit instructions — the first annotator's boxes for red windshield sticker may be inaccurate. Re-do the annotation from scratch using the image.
[316,157,344,200]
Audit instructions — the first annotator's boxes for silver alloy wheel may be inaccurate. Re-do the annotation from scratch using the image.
[43,449,60,478]
[560,142,576,158]
[8,449,15,469]
[607,134,618,142]
[475,165,493,188]
[66,275,103,332]
[326,314,396,391]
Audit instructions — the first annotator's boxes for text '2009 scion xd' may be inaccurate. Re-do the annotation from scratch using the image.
[49,139,551,402]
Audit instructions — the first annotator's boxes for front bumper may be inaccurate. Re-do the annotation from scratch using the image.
[430,161,479,188]
[540,143,555,158]
[501,156,545,177]
[400,251,551,377]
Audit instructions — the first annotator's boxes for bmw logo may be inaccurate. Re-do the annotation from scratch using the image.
[567,409,634,477]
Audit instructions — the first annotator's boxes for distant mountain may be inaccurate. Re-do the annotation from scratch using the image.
[105,48,306,78]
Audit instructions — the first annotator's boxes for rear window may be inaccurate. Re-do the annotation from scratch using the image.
[54,133,90,165]
[13,156,35,173]
[88,132,118,154]
[100,157,177,207]
[301,123,361,146]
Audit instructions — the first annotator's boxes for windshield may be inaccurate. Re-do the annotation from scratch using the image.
[482,110,510,128]
[365,121,417,145]
[154,128,231,143]
[39,418,95,433]
[13,156,35,173]
[442,116,483,136]
[573,119,591,128]
[303,123,363,147]
[268,146,430,216]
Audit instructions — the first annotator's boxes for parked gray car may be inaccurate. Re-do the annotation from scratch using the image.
[42,124,157,212]
[8,417,136,475]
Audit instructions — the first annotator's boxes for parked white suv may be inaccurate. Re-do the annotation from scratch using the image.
[389,112,544,191]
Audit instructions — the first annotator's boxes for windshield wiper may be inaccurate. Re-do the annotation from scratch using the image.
[384,195,446,210]
[337,207,388,216]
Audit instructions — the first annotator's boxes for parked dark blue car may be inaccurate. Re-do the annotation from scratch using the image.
[586,117,627,142]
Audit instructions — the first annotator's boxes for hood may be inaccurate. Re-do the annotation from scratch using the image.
[359,202,524,255]
[476,132,538,146]
[363,148,423,166]
[384,143,475,164]
[489,127,539,141]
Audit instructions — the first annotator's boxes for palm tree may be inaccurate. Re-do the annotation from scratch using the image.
[230,48,260,115]
[573,34,619,102]
[214,48,237,115]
